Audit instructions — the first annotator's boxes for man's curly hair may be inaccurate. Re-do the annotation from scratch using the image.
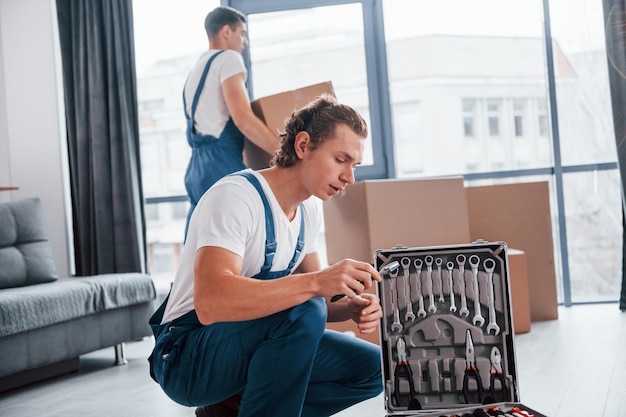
[271,94,368,168]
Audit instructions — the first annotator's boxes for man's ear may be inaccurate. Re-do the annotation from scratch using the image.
[220,24,231,37]
[294,132,310,159]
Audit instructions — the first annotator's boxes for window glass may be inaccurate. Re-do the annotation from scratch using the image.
[245,4,373,165]
[133,0,219,288]
[383,0,550,177]
[564,170,622,302]
[548,0,617,165]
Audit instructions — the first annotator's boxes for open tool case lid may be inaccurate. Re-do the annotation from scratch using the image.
[375,241,520,415]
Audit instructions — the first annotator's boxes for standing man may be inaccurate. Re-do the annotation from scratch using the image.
[149,95,384,417]
[183,6,280,236]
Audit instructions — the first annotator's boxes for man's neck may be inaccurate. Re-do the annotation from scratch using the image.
[259,167,308,221]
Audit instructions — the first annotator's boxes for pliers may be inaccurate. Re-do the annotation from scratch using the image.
[462,329,483,403]
[393,337,421,410]
[489,346,508,402]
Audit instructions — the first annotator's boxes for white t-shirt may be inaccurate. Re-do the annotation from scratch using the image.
[183,49,247,137]
[161,169,322,323]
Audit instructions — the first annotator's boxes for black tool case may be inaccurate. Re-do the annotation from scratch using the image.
[375,241,547,417]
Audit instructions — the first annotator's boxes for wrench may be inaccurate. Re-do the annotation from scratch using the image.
[389,268,403,332]
[484,258,500,335]
[413,258,427,318]
[435,258,445,302]
[401,257,415,322]
[424,256,436,313]
[446,261,457,312]
[469,255,485,327]
[456,254,469,317]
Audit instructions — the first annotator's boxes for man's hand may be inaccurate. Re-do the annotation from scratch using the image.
[347,293,383,334]
[317,259,381,301]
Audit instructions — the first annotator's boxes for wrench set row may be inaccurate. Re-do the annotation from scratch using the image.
[382,252,507,338]
[376,242,524,415]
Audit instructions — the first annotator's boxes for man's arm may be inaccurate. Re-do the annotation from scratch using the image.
[193,247,380,326]
[222,73,281,155]
[294,253,383,333]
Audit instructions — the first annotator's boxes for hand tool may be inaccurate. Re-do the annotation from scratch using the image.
[393,337,422,410]
[401,257,416,322]
[484,258,500,335]
[469,255,485,327]
[389,267,403,332]
[473,409,490,417]
[446,261,457,312]
[425,255,437,313]
[485,406,508,416]
[463,329,483,404]
[489,346,508,402]
[510,407,535,417]
[435,257,445,302]
[456,255,470,317]
[413,258,427,318]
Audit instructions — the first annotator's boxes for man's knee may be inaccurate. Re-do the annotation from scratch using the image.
[287,297,327,339]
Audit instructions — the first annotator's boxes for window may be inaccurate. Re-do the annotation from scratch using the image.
[462,99,476,138]
[133,0,621,304]
[513,98,526,137]
[487,99,501,137]
[384,0,548,177]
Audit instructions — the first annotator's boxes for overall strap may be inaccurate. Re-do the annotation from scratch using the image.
[183,50,226,123]
[236,171,305,276]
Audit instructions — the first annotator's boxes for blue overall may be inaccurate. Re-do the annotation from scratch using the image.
[148,172,383,417]
[183,50,246,237]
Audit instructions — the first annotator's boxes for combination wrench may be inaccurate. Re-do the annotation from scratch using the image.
[424,256,437,313]
[400,257,415,322]
[389,268,403,332]
[413,258,427,318]
[456,254,470,317]
[484,258,500,335]
[446,261,457,312]
[469,255,485,327]
[435,258,445,303]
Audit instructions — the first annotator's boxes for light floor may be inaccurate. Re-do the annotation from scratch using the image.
[0,303,624,417]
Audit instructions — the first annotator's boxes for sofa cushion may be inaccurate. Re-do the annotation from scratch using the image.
[0,198,58,289]
[0,273,156,337]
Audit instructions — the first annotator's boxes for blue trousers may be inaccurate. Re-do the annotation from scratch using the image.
[150,298,383,417]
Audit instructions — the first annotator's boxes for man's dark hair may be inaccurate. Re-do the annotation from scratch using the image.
[272,94,369,168]
[204,6,246,38]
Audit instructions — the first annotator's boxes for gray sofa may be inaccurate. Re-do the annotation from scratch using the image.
[0,198,156,392]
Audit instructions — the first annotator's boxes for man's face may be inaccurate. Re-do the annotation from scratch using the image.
[226,21,248,53]
[299,124,365,201]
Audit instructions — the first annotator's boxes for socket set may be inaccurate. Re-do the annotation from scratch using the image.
[375,241,546,416]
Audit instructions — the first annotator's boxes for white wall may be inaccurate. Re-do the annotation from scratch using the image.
[0,0,71,276]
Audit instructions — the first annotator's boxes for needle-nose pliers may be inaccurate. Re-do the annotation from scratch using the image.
[462,329,483,403]
[393,337,421,410]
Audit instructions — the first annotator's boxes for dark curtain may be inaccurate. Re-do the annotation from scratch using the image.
[603,0,626,310]
[56,0,146,276]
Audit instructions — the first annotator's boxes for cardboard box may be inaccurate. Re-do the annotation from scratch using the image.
[466,181,558,321]
[245,81,336,170]
[508,249,531,334]
[323,177,471,265]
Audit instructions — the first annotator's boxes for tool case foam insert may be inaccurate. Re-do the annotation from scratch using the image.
[376,241,544,416]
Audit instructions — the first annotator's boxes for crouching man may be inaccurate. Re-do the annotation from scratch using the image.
[149,94,384,417]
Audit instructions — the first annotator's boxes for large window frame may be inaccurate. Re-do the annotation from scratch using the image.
[140,0,621,306]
